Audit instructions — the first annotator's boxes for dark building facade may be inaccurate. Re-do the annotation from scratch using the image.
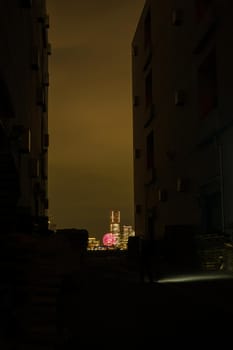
[132,0,233,269]
[0,0,51,233]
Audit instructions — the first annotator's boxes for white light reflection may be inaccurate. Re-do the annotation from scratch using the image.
[157,272,233,284]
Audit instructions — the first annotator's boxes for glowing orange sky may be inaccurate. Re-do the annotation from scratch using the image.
[47,0,145,239]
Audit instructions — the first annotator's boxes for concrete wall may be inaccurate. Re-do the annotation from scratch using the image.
[132,0,233,245]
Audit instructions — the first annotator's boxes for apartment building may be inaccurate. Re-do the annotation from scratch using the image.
[0,0,51,233]
[132,0,233,248]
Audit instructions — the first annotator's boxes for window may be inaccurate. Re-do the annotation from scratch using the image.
[41,156,48,179]
[171,8,184,26]
[147,214,155,240]
[43,134,49,149]
[20,128,31,153]
[198,49,218,119]
[146,131,154,169]
[30,158,39,178]
[133,96,140,106]
[200,192,222,233]
[47,43,52,55]
[44,198,49,210]
[32,47,40,70]
[136,204,142,214]
[144,10,151,49]
[175,90,186,106]
[158,189,168,202]
[145,70,153,108]
[132,45,138,57]
[195,0,213,22]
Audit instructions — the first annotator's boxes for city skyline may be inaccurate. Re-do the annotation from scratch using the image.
[47,0,145,239]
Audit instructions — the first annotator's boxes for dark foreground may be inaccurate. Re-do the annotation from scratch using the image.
[57,251,233,348]
[1,235,233,349]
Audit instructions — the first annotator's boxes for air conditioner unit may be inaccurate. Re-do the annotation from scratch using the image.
[171,8,183,25]
[175,90,185,106]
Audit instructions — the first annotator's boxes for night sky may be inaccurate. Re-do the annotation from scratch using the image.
[47,0,145,239]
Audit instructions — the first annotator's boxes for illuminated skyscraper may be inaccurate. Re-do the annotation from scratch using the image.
[110,210,121,247]
[120,225,135,250]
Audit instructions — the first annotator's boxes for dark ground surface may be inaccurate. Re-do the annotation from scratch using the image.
[1,236,233,349]
[56,251,233,348]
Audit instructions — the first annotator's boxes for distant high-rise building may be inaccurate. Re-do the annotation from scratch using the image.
[88,236,100,250]
[110,210,121,246]
[119,225,135,250]
[0,0,51,233]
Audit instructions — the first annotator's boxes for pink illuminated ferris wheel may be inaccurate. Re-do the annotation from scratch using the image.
[102,233,117,247]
